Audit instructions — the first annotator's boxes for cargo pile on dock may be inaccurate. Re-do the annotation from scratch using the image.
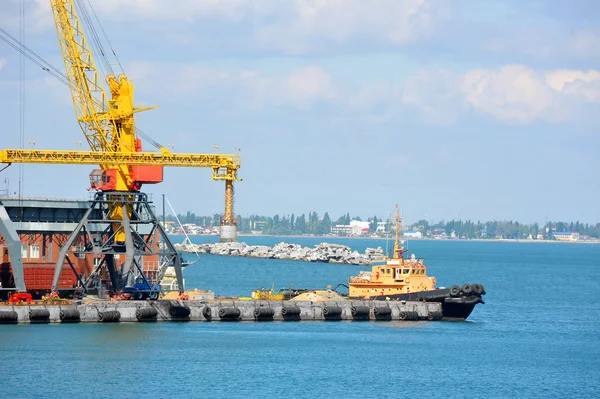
[174,241,384,265]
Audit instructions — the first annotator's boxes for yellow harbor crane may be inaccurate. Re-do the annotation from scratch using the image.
[1,0,241,224]
[0,0,241,294]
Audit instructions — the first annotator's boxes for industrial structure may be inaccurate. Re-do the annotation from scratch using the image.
[0,0,241,298]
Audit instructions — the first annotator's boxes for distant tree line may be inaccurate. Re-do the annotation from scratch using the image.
[413,219,600,239]
[166,212,600,239]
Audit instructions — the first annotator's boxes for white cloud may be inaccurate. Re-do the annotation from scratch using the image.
[569,30,600,60]
[403,69,462,125]
[0,0,52,34]
[277,66,337,107]
[481,28,600,62]
[129,61,600,125]
[88,0,600,63]
[402,65,600,124]
[255,0,447,47]
[4,0,595,64]
[94,0,249,22]
[459,65,556,124]
[545,69,600,102]
[128,62,338,111]
[91,0,449,54]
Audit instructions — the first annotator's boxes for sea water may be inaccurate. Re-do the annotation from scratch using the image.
[1,238,598,398]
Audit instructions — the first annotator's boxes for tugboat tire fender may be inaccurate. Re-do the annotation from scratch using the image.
[473,284,484,295]
[449,286,461,297]
[202,306,212,320]
[462,284,473,295]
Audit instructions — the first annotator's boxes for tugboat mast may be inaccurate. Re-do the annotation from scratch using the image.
[392,204,407,259]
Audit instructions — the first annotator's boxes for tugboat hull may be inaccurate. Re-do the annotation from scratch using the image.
[371,284,485,320]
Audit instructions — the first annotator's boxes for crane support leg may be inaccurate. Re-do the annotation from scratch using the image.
[120,205,135,289]
[52,207,94,291]
[105,255,119,293]
[220,180,237,242]
[0,204,26,292]
[224,180,234,224]
[51,192,183,296]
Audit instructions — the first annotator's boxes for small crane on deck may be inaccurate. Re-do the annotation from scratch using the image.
[0,0,241,296]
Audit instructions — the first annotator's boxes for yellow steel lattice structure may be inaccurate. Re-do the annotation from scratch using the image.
[0,149,241,181]
[51,0,116,154]
[2,0,241,236]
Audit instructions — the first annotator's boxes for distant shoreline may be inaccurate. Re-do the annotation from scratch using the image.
[236,233,600,245]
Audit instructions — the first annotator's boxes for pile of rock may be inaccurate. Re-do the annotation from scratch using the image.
[174,241,385,265]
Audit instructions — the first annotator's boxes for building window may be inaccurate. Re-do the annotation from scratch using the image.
[30,244,40,259]
[76,245,85,259]
[21,245,28,259]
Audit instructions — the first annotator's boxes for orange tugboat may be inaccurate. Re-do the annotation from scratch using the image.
[347,205,485,320]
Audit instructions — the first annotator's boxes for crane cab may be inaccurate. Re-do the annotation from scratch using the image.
[89,169,117,191]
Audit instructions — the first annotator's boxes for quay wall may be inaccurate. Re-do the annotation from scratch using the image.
[0,299,443,323]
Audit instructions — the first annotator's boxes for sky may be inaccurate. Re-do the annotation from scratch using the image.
[0,0,599,224]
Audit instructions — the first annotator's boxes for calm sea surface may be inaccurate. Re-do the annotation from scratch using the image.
[1,237,599,398]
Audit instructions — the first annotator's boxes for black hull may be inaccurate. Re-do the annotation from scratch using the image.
[370,285,485,320]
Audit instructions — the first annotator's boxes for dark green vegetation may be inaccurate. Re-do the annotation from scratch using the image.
[414,220,600,239]
[167,211,600,239]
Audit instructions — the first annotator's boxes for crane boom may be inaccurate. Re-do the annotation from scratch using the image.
[51,0,113,153]
[0,149,241,181]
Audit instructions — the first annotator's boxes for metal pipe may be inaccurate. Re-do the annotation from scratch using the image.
[224,180,234,225]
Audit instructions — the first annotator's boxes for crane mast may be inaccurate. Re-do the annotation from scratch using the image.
[51,0,162,192]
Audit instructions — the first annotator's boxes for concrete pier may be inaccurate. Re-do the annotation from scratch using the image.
[0,299,443,323]
[219,225,237,242]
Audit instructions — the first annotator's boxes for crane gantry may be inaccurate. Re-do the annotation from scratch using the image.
[0,0,241,295]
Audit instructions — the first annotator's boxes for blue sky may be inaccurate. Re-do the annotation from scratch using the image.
[0,0,599,224]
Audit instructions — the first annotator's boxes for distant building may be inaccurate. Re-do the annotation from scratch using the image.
[431,229,447,239]
[403,230,422,239]
[536,232,544,240]
[160,221,176,234]
[251,221,267,230]
[480,229,488,238]
[331,225,352,236]
[376,221,387,233]
[332,220,370,236]
[553,232,580,242]
[350,220,370,236]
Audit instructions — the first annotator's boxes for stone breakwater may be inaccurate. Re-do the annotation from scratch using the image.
[174,241,385,265]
